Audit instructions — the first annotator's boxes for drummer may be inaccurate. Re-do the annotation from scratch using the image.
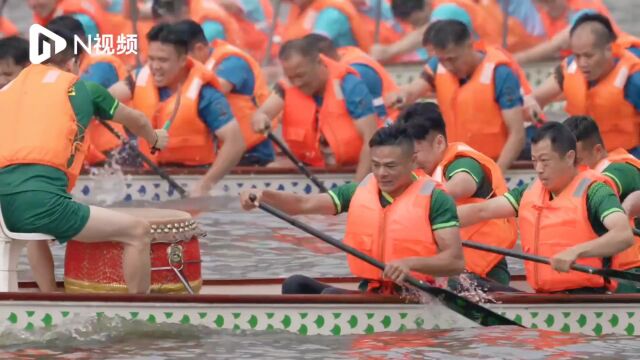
[457,122,634,294]
[0,26,168,293]
[241,125,464,295]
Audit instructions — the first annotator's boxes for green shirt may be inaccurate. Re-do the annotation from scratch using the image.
[504,182,624,236]
[328,178,460,231]
[603,162,640,202]
[0,80,119,197]
[445,157,493,199]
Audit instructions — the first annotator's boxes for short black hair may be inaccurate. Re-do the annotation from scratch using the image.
[47,15,87,39]
[368,125,414,154]
[301,33,338,60]
[570,12,617,46]
[396,102,447,141]
[39,26,79,66]
[531,122,577,158]
[279,39,319,61]
[423,19,471,49]
[0,36,29,66]
[391,0,425,20]
[563,116,604,148]
[146,23,189,55]
[172,19,208,51]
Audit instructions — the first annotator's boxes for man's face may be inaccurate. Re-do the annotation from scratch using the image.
[413,135,446,174]
[281,54,322,96]
[27,0,58,18]
[531,138,576,193]
[147,42,187,87]
[432,42,474,79]
[0,58,25,88]
[371,145,415,195]
[571,30,612,82]
[575,141,604,169]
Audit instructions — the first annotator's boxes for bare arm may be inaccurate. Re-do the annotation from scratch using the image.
[385,76,433,109]
[252,92,285,133]
[457,196,517,228]
[444,172,479,200]
[196,121,246,194]
[370,25,427,62]
[354,115,379,182]
[108,80,133,102]
[623,191,640,218]
[514,28,570,64]
[496,107,526,173]
[112,103,157,145]
[216,78,234,94]
[533,74,564,109]
[240,189,337,215]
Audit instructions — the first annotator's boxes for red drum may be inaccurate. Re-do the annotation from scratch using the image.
[64,208,204,294]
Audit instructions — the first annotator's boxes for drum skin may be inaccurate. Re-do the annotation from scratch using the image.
[63,208,204,294]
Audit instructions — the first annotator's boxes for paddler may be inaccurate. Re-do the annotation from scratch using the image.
[564,115,640,293]
[0,25,168,293]
[0,36,29,89]
[240,125,464,294]
[108,23,247,197]
[251,39,379,181]
[457,122,634,294]
[397,102,517,287]
[531,13,640,158]
[172,19,275,166]
[388,19,527,172]
[302,33,399,125]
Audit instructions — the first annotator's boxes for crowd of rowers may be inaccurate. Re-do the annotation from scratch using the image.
[0,0,638,296]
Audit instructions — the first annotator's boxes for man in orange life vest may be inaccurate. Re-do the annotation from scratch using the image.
[0,26,169,293]
[0,36,29,89]
[240,125,465,294]
[172,19,275,166]
[564,115,640,293]
[397,102,517,286]
[532,13,640,158]
[109,23,247,196]
[388,19,526,172]
[458,122,634,294]
[28,0,108,40]
[303,33,399,126]
[251,39,379,181]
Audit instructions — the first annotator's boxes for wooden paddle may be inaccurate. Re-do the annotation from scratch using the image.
[373,0,383,45]
[462,240,640,284]
[97,119,188,198]
[251,194,523,327]
[267,132,328,193]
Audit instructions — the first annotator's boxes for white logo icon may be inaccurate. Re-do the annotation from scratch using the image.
[29,24,67,64]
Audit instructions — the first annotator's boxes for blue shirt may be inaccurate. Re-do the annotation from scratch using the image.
[202,21,226,43]
[426,56,524,110]
[214,54,275,162]
[497,0,545,37]
[72,13,99,39]
[158,86,234,135]
[312,73,376,119]
[239,0,267,24]
[81,62,120,88]
[107,0,124,13]
[350,63,386,118]
[312,8,358,48]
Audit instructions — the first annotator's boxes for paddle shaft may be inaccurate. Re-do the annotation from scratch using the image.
[262,0,283,66]
[128,0,142,69]
[98,119,188,198]
[253,195,522,327]
[151,85,183,155]
[267,133,328,193]
[462,240,640,284]
[373,0,383,44]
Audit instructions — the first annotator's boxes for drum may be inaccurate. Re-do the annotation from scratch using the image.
[64,208,204,294]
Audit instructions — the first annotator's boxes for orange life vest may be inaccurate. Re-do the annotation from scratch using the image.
[337,46,399,125]
[280,56,363,167]
[519,170,615,293]
[0,17,18,38]
[475,0,544,52]
[562,46,640,152]
[33,0,111,36]
[356,0,410,45]
[283,0,372,51]
[204,39,270,150]
[430,44,518,159]
[79,54,130,165]
[190,0,245,49]
[0,64,86,191]
[226,0,282,62]
[432,142,518,277]
[131,58,218,166]
[617,33,640,55]
[432,0,502,47]
[536,0,618,40]
[344,174,440,284]
[595,148,640,270]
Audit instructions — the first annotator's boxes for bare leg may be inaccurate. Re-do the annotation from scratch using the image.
[26,241,58,292]
[73,206,151,294]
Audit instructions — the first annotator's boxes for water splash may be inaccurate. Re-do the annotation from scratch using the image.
[84,147,131,206]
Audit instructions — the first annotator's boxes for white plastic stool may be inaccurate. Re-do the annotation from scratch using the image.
[0,207,54,291]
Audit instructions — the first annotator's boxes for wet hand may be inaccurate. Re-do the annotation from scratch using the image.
[151,129,169,151]
[370,44,392,62]
[550,248,580,273]
[191,180,213,198]
[240,190,262,211]
[252,112,271,134]
[383,259,412,285]
[523,95,544,125]
[384,92,406,109]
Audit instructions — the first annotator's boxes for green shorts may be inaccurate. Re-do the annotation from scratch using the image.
[0,191,90,244]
